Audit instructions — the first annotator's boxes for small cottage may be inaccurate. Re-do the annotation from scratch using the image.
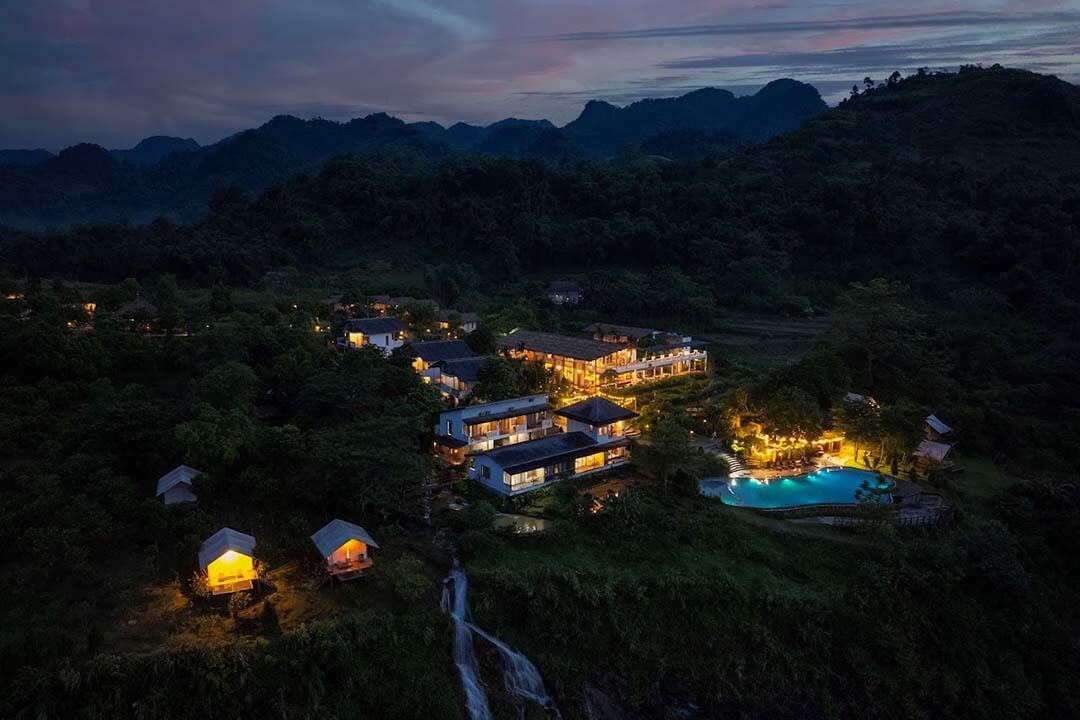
[342,317,407,354]
[155,464,202,505]
[310,519,380,580]
[198,528,258,595]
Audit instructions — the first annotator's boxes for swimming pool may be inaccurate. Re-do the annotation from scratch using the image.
[700,467,892,509]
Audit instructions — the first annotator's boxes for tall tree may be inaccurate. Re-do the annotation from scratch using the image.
[833,279,920,392]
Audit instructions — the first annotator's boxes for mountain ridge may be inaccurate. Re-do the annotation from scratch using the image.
[0,80,826,229]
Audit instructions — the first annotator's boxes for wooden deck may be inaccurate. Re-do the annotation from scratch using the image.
[329,558,373,581]
[210,578,255,595]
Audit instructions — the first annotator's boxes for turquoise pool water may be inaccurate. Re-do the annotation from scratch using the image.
[700,467,891,509]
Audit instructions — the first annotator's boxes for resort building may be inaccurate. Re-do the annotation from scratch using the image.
[155,464,201,505]
[546,280,582,305]
[342,317,407,354]
[428,356,488,401]
[471,396,636,496]
[406,339,477,373]
[434,393,552,464]
[310,519,379,580]
[436,310,480,334]
[497,329,707,390]
[370,295,438,316]
[198,528,258,595]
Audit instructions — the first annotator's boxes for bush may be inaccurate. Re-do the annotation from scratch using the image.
[442,500,497,531]
[378,554,433,604]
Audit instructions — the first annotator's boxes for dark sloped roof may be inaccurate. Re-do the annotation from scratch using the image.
[497,330,625,361]
[583,322,659,339]
[407,340,477,362]
[435,434,469,449]
[434,356,488,382]
[555,396,638,425]
[482,431,600,474]
[343,317,406,334]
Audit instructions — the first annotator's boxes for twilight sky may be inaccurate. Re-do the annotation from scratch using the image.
[2,0,1078,151]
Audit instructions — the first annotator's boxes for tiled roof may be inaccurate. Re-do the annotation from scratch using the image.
[407,340,477,362]
[583,322,659,339]
[555,397,638,426]
[497,330,625,361]
[343,317,406,334]
[434,356,489,382]
[482,431,601,474]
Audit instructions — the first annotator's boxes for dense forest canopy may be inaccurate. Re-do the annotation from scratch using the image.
[3,65,1078,468]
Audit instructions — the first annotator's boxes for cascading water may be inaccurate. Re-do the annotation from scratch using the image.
[442,561,493,720]
[442,558,559,719]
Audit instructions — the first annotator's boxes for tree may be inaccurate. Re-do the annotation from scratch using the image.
[633,405,692,490]
[832,279,920,392]
[194,362,258,411]
[473,356,518,402]
[878,398,928,467]
[836,396,881,462]
[465,325,497,354]
[209,282,232,314]
[156,274,182,334]
[763,387,822,442]
[176,403,256,469]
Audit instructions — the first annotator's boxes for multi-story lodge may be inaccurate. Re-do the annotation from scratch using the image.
[471,397,637,495]
[342,317,407,354]
[433,394,552,465]
[497,328,707,390]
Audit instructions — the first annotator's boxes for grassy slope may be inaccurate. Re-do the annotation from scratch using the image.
[464,469,1069,719]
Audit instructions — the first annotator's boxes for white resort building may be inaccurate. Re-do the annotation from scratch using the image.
[342,317,408,354]
[433,394,552,465]
[497,327,707,391]
[471,396,637,496]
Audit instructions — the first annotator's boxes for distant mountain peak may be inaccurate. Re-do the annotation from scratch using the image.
[487,117,555,130]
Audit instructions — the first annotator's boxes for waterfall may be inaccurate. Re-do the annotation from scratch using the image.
[442,561,493,720]
[443,559,559,719]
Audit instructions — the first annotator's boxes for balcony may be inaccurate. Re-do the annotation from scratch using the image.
[614,349,708,374]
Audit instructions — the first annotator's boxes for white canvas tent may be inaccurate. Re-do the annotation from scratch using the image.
[155,464,202,505]
[310,519,379,579]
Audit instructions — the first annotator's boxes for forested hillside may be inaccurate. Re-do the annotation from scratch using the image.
[4,66,1077,468]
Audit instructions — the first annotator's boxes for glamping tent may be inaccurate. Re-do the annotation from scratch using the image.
[198,528,257,595]
[310,519,379,580]
[155,464,202,505]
